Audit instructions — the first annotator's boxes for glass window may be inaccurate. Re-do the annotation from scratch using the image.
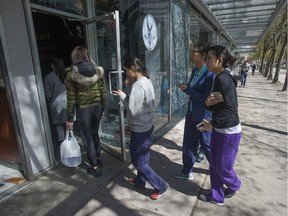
[30,0,85,16]
[139,0,170,129]
[90,0,170,154]
[94,0,170,131]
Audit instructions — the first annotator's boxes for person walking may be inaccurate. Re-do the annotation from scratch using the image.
[173,43,214,180]
[198,45,242,206]
[66,46,106,177]
[113,56,169,200]
[44,57,67,164]
[240,60,249,87]
[252,63,256,76]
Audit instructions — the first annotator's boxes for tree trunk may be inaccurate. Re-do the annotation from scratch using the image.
[259,52,266,74]
[273,35,287,83]
[260,39,271,75]
[264,54,272,77]
[282,70,287,91]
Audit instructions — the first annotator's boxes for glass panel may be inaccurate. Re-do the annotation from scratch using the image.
[30,0,85,16]
[139,0,170,130]
[95,0,170,133]
[86,13,127,154]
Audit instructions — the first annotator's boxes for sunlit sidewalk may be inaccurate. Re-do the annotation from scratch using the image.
[0,73,287,216]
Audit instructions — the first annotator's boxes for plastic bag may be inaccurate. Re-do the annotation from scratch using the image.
[60,130,82,167]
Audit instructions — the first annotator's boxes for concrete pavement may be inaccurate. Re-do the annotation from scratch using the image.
[0,73,287,216]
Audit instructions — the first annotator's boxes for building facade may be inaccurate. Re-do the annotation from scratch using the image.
[0,0,234,185]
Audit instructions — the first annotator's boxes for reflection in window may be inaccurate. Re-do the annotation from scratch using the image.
[140,0,170,130]
[30,0,84,16]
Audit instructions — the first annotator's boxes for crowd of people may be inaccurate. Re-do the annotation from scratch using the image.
[44,43,243,205]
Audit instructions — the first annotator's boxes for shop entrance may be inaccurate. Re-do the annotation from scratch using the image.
[32,11,86,163]
[32,10,128,163]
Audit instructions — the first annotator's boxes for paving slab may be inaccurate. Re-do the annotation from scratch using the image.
[0,73,287,216]
[193,74,287,216]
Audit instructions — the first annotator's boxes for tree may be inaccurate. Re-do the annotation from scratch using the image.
[272,8,287,85]
[272,34,287,84]
[282,69,287,91]
[258,36,272,75]
[254,5,287,90]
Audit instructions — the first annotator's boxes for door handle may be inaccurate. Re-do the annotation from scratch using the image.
[108,70,123,95]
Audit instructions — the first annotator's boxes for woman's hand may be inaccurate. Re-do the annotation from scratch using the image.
[112,89,124,96]
[205,94,222,106]
[197,119,212,131]
[100,111,105,118]
[66,121,74,130]
[178,83,187,91]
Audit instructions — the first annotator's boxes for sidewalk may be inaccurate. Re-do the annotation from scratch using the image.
[0,73,287,216]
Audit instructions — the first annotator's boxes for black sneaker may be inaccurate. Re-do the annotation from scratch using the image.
[224,188,236,198]
[87,166,102,177]
[199,194,224,206]
[97,159,103,168]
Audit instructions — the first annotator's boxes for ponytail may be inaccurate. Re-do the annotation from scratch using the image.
[123,56,150,79]
[209,45,236,68]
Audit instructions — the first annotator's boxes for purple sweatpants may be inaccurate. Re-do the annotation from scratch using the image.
[210,129,242,203]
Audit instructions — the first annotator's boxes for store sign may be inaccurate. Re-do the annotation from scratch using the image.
[142,14,157,51]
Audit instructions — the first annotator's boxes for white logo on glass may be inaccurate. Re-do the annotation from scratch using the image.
[142,14,157,51]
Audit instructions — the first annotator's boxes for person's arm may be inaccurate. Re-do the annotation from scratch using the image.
[184,72,214,103]
[99,77,106,112]
[113,83,145,117]
[66,73,76,123]
[126,84,145,117]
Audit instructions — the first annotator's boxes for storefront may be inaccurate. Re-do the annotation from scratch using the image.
[0,0,233,196]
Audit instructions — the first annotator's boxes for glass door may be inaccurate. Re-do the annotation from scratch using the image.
[85,11,127,161]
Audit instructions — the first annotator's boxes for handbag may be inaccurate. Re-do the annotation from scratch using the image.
[60,130,82,167]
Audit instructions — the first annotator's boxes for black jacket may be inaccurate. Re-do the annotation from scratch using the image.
[208,69,240,128]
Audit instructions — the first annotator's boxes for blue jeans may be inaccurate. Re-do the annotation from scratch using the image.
[130,126,167,193]
[241,73,247,86]
[76,104,101,167]
[182,114,212,174]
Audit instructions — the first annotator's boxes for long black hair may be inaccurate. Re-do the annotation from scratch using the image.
[122,56,150,79]
[51,57,66,83]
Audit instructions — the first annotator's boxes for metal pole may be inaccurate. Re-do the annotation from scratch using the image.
[114,10,126,161]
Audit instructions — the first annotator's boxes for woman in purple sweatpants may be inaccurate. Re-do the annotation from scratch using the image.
[198,45,242,205]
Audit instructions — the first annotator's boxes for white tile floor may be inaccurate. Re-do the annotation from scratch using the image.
[0,164,25,195]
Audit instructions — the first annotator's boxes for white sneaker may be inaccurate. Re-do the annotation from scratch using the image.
[173,171,193,180]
